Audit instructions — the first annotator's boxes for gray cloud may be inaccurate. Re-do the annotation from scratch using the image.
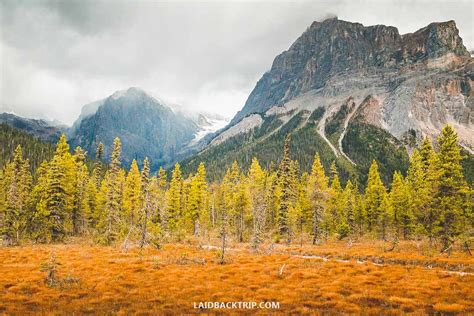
[1,0,472,124]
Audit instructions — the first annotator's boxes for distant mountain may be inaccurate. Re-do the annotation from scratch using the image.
[68,87,227,170]
[0,112,63,143]
[183,18,473,185]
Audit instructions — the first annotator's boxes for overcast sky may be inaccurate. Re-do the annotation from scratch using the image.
[1,0,472,125]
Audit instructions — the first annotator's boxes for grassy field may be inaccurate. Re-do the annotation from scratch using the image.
[0,240,473,314]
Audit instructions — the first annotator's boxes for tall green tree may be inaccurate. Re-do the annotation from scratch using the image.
[248,158,267,248]
[390,171,412,239]
[166,163,183,236]
[436,125,468,250]
[308,153,329,244]
[0,145,32,245]
[98,137,124,245]
[364,160,386,234]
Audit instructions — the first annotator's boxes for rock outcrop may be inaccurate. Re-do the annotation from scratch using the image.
[223,18,472,152]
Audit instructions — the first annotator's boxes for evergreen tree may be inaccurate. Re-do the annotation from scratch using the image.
[276,136,295,242]
[327,162,343,237]
[186,162,208,236]
[248,158,267,249]
[98,137,124,245]
[308,154,329,244]
[390,171,412,239]
[71,146,89,235]
[156,167,167,231]
[166,163,183,236]
[139,157,153,247]
[365,160,386,234]
[293,172,311,245]
[0,145,32,245]
[406,149,427,235]
[93,142,104,188]
[122,159,142,236]
[35,135,76,242]
[436,125,468,250]
[338,180,356,239]
[379,192,392,240]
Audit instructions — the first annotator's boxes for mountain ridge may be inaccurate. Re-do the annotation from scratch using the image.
[183,18,473,184]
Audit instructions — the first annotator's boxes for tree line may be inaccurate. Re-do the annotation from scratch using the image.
[0,125,472,252]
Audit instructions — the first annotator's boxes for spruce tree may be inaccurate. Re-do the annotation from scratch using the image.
[365,160,386,233]
[308,154,329,244]
[166,163,183,235]
[0,145,32,245]
[276,136,294,243]
[248,158,267,249]
[187,162,208,236]
[436,125,468,250]
[71,146,89,235]
[122,159,142,236]
[139,157,151,247]
[99,137,123,245]
[390,171,412,239]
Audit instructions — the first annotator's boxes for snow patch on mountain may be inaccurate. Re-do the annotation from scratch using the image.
[190,116,229,144]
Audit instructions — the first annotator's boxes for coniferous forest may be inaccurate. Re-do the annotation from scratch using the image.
[1,124,471,254]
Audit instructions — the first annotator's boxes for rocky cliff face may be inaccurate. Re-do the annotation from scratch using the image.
[187,18,472,183]
[221,18,472,152]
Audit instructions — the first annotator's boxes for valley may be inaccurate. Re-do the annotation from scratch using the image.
[1,10,473,315]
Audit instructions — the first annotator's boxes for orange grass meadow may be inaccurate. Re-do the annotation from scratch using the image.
[0,240,473,315]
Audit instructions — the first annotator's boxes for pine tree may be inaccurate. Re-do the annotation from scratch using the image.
[365,160,386,234]
[139,157,151,247]
[34,135,76,242]
[294,172,311,245]
[436,125,468,250]
[379,192,392,240]
[156,167,167,231]
[248,158,267,249]
[71,146,89,235]
[416,138,440,244]
[93,142,104,188]
[390,171,412,239]
[0,145,32,245]
[187,162,208,236]
[354,190,366,236]
[308,154,329,244]
[84,177,98,230]
[166,163,183,236]
[98,137,123,245]
[327,162,343,237]
[276,136,295,242]
[122,159,142,237]
[338,180,356,239]
[406,149,427,235]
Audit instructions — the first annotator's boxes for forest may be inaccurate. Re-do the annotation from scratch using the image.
[0,124,472,254]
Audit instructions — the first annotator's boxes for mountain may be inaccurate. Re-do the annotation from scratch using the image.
[183,18,473,185]
[68,87,226,170]
[0,112,63,142]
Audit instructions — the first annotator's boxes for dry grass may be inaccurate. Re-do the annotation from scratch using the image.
[0,240,473,314]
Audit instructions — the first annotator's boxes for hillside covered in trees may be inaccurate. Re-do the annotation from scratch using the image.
[0,125,472,253]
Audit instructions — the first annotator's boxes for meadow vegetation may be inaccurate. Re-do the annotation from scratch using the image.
[0,239,472,314]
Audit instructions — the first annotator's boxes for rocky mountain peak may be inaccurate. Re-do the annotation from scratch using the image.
[231,19,469,124]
